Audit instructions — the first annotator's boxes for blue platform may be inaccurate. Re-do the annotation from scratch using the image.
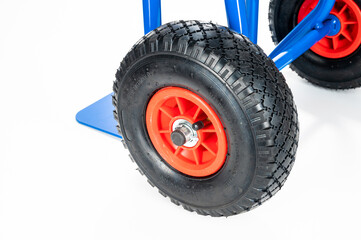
[76,94,122,139]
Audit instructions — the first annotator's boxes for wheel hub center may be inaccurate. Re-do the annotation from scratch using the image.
[327,14,342,37]
[171,119,199,147]
[298,0,361,58]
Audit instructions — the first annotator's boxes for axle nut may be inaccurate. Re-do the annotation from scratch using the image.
[171,130,186,146]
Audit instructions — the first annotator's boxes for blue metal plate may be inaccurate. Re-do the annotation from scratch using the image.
[76,94,123,139]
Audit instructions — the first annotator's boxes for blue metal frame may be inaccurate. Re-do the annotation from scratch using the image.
[272,19,336,70]
[270,0,336,69]
[247,0,259,44]
[224,0,259,44]
[76,0,337,139]
[143,0,162,34]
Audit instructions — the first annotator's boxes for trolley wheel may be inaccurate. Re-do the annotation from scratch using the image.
[269,0,361,89]
[113,20,299,217]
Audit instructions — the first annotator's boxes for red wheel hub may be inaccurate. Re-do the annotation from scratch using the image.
[298,0,361,58]
[146,87,228,177]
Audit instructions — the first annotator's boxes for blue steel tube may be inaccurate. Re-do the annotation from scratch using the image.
[269,0,335,60]
[246,0,259,44]
[224,0,249,37]
[143,0,162,34]
[274,20,334,70]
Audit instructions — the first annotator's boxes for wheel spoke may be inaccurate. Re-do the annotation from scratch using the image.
[174,147,182,156]
[199,129,216,133]
[201,142,217,156]
[160,106,176,119]
[192,149,201,165]
[159,130,171,134]
[332,37,339,50]
[193,106,202,120]
[344,21,357,25]
[198,125,216,133]
[338,4,348,15]
[342,31,353,42]
[175,97,186,115]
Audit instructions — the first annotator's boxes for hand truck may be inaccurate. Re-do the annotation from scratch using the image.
[77,0,361,216]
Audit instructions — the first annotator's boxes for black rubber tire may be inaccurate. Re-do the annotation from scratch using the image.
[269,0,361,89]
[113,20,299,217]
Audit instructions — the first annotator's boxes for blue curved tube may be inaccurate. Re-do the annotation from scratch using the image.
[274,20,335,70]
[269,0,336,61]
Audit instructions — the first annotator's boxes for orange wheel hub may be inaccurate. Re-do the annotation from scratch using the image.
[298,0,361,58]
[146,87,228,177]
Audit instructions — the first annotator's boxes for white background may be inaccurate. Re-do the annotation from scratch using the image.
[1,0,361,239]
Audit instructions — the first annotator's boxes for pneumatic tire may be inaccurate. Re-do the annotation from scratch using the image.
[113,20,299,217]
[269,0,361,89]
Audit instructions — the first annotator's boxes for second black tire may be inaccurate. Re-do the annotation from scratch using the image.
[269,0,361,89]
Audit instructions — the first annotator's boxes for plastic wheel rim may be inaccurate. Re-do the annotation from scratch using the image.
[146,87,228,177]
[298,0,361,58]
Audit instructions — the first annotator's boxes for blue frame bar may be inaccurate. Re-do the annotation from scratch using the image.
[246,0,259,44]
[143,0,162,34]
[143,0,260,43]
[224,0,259,43]
[142,0,335,63]
[225,0,250,40]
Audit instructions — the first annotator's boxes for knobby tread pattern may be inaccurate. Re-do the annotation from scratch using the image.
[113,20,299,217]
[268,0,280,46]
[268,0,361,90]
